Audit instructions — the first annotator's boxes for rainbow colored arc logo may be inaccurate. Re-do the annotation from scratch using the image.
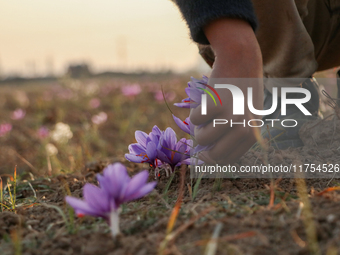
[197,83,223,106]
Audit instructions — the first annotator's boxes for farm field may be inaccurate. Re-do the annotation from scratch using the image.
[1,74,340,255]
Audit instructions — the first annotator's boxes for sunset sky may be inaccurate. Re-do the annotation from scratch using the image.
[0,0,202,76]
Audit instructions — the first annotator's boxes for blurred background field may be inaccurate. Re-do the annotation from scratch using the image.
[0,73,195,176]
[0,0,212,176]
[2,1,340,254]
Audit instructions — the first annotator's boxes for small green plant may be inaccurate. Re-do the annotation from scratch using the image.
[213,178,223,193]
[0,177,3,212]
[7,167,17,211]
[1,167,18,211]
[42,203,76,234]
[192,172,204,201]
[162,171,176,202]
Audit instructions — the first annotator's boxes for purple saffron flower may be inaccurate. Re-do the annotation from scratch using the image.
[157,127,192,171]
[125,125,163,167]
[89,98,101,109]
[11,108,26,120]
[66,163,156,237]
[0,123,12,137]
[174,76,209,108]
[121,83,141,97]
[37,126,49,139]
[172,114,191,134]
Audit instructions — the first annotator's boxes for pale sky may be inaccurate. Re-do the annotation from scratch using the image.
[0,0,202,76]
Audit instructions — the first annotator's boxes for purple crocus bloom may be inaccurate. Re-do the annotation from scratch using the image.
[0,123,12,137]
[89,98,101,109]
[172,114,191,134]
[37,126,49,139]
[174,76,209,108]
[11,108,26,120]
[125,125,163,167]
[66,163,156,237]
[121,83,141,97]
[157,127,192,171]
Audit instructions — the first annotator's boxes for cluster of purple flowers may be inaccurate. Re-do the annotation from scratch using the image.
[125,125,192,172]
[125,76,211,171]
[66,75,209,238]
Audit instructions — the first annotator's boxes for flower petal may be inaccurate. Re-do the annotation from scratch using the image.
[173,102,191,108]
[65,196,106,218]
[128,143,145,155]
[103,163,130,199]
[172,114,190,134]
[135,131,148,147]
[164,128,177,149]
[83,183,110,213]
[122,170,149,201]
[188,88,202,104]
[125,154,145,163]
[146,141,157,161]
[151,125,162,137]
[125,182,157,201]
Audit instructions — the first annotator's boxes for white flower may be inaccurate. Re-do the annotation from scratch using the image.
[84,82,99,96]
[91,112,108,125]
[45,143,58,156]
[51,122,73,144]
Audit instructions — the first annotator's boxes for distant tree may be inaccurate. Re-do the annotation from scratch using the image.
[66,64,91,78]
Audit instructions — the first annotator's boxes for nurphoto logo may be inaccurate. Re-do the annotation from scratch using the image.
[200,84,312,128]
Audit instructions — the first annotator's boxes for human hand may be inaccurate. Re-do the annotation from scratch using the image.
[191,18,263,164]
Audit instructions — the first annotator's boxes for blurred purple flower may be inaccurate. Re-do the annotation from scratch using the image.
[125,126,163,167]
[121,84,141,97]
[66,163,156,237]
[11,109,26,120]
[57,89,74,100]
[89,98,101,109]
[0,123,12,137]
[157,127,192,171]
[37,126,49,139]
[174,76,208,108]
[92,112,108,125]
[172,114,191,134]
[154,90,176,103]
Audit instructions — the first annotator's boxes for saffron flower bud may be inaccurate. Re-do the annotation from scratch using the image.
[65,163,156,238]
[174,76,208,108]
[172,114,191,134]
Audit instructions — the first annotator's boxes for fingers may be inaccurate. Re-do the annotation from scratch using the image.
[198,126,259,165]
[217,134,256,164]
[207,126,252,161]
[193,117,232,146]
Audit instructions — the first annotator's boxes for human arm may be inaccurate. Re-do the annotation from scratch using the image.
[190,18,264,164]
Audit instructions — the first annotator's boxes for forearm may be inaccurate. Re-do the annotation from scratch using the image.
[204,18,263,79]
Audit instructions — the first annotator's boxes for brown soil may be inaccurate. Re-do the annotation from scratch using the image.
[1,119,340,255]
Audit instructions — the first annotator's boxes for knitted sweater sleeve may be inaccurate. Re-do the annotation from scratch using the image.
[173,0,258,45]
